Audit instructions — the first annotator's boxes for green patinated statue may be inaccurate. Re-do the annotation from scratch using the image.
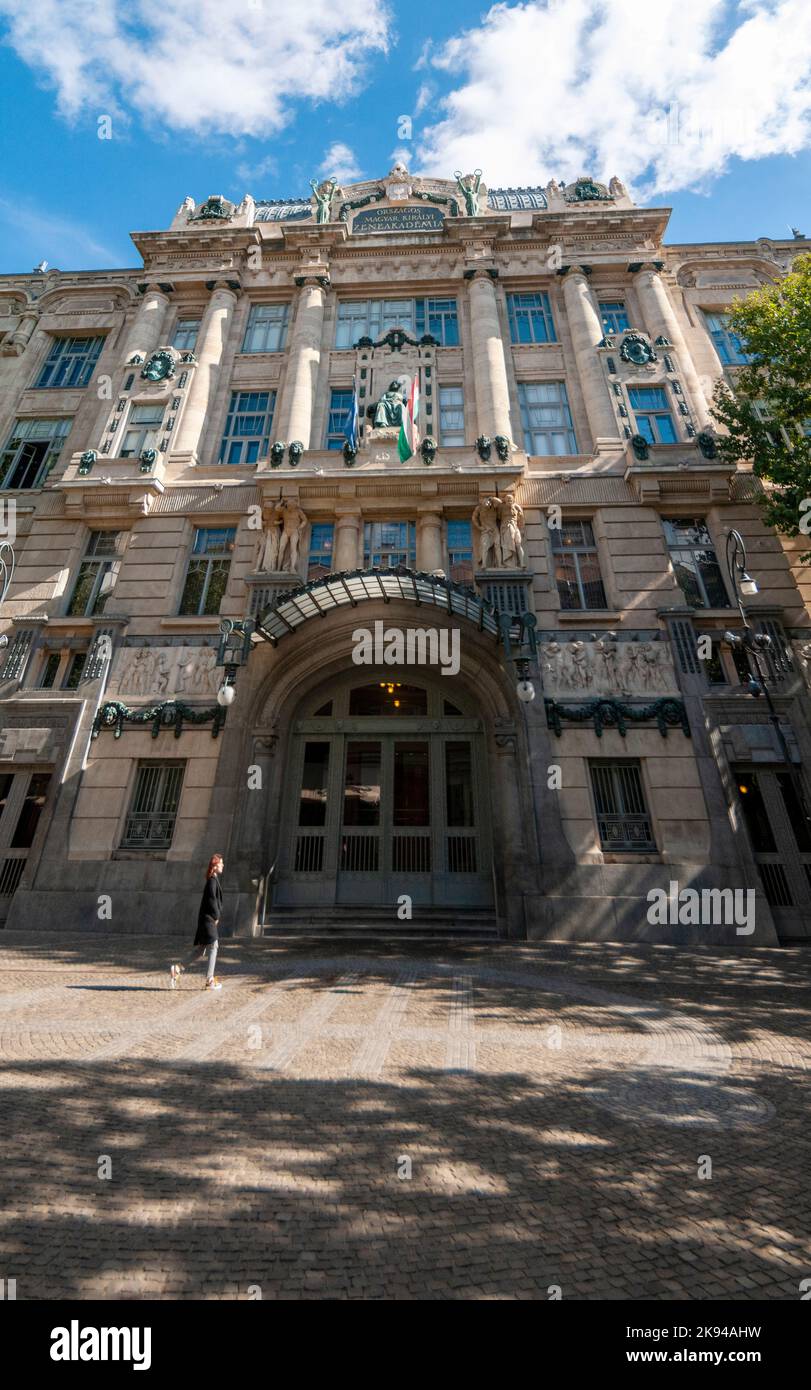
[454,169,483,216]
[372,380,407,429]
[310,177,337,224]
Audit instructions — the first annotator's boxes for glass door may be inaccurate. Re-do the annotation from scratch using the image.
[0,770,52,922]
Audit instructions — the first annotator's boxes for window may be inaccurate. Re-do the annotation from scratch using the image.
[663,518,728,609]
[628,386,677,444]
[307,523,334,581]
[334,298,459,348]
[507,292,557,344]
[326,389,353,450]
[550,520,608,610]
[39,652,61,689]
[62,652,87,689]
[0,418,71,490]
[9,772,51,850]
[439,386,465,446]
[34,336,104,389]
[218,391,275,465]
[518,382,577,455]
[590,761,656,852]
[120,403,164,458]
[704,312,751,366]
[447,519,474,585]
[67,532,122,617]
[599,301,630,335]
[121,763,185,850]
[241,303,289,354]
[179,527,235,616]
[172,318,200,352]
[363,521,416,569]
[705,641,727,685]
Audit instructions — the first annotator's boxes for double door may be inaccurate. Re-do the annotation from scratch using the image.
[0,769,52,923]
[278,723,492,909]
[733,763,811,939]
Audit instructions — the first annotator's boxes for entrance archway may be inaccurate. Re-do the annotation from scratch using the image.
[275,673,494,911]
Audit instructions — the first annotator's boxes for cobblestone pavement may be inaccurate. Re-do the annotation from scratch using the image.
[1,933,810,1300]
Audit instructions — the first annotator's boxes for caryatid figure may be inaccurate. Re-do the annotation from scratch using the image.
[258,503,283,573]
[472,497,501,570]
[277,499,308,574]
[499,490,526,569]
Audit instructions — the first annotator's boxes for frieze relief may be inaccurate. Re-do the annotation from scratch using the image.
[540,637,678,697]
[107,646,221,699]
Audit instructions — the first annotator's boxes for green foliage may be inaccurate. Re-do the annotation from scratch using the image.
[712,252,811,553]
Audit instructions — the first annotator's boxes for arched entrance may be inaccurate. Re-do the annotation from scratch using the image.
[274,673,494,911]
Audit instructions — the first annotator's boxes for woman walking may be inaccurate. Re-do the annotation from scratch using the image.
[170,854,224,991]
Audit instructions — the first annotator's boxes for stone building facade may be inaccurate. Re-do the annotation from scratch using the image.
[1,166,809,943]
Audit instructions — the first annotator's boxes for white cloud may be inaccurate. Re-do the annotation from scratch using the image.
[319,141,363,183]
[414,81,433,117]
[0,0,391,137]
[417,0,811,197]
[0,194,122,267]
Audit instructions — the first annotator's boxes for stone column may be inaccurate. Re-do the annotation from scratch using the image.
[633,264,712,428]
[560,266,621,446]
[173,282,239,461]
[122,284,170,363]
[333,505,362,571]
[416,504,444,573]
[466,269,513,441]
[8,309,38,355]
[275,276,328,449]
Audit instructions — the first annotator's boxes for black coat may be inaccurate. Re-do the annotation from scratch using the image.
[194,874,223,945]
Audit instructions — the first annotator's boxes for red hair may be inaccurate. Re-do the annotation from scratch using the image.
[206,855,223,880]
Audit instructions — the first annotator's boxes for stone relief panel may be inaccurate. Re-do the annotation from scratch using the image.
[107,646,221,700]
[540,637,678,697]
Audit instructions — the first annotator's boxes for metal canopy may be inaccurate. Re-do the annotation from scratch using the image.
[255,566,501,646]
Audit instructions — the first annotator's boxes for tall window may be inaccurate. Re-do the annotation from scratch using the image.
[628,386,677,444]
[34,336,104,389]
[590,761,656,852]
[447,519,473,585]
[439,386,465,446]
[334,298,459,348]
[0,418,71,490]
[518,382,577,455]
[507,292,557,344]
[179,527,235,615]
[218,391,275,464]
[67,532,122,617]
[121,403,164,458]
[550,520,608,610]
[704,311,751,366]
[599,301,630,334]
[307,523,334,580]
[63,652,87,689]
[172,318,200,352]
[241,303,289,353]
[663,518,728,609]
[121,763,185,850]
[326,389,353,449]
[363,521,416,569]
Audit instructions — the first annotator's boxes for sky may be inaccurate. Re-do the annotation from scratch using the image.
[0,0,810,274]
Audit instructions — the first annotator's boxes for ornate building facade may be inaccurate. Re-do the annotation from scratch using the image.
[1,166,809,943]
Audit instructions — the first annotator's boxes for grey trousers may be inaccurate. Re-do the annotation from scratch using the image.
[186,941,218,982]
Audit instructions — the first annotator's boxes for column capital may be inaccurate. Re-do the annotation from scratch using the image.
[557,263,592,279]
[204,278,242,296]
[417,501,444,519]
[293,273,330,290]
[628,260,665,276]
[463,266,499,282]
[136,281,173,297]
[334,502,362,520]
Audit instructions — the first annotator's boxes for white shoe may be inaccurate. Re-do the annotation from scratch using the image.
[170,964,179,988]
[205,977,222,991]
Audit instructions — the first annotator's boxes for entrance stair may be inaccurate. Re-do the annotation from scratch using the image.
[262,905,498,938]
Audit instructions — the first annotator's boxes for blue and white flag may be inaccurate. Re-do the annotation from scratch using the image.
[344,374,360,452]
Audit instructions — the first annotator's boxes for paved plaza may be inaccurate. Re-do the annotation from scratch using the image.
[0,933,809,1300]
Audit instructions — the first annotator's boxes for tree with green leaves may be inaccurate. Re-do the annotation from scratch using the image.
[712,252,811,551]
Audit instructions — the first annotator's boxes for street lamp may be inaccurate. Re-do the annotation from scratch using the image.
[724,528,810,827]
[214,617,254,709]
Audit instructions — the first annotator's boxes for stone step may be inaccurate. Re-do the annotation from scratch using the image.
[263,907,498,937]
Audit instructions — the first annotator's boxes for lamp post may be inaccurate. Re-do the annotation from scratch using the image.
[0,540,16,653]
[724,528,811,827]
[214,618,254,707]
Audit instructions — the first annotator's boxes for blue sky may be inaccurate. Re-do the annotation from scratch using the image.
[0,0,809,274]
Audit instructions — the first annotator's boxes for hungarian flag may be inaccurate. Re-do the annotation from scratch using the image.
[398,372,420,462]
